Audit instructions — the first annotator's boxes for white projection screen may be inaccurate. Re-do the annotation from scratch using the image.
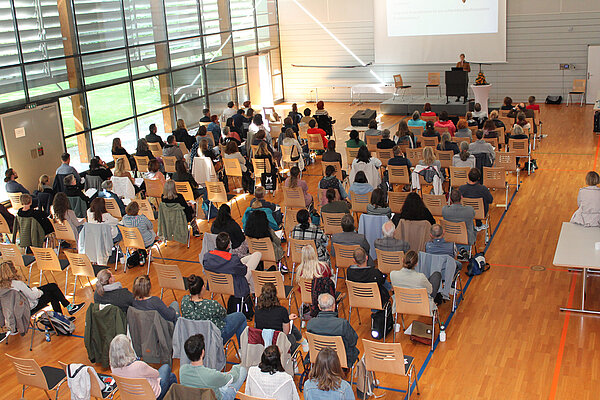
[374,0,506,64]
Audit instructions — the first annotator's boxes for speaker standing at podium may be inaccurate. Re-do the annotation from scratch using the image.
[455,53,470,102]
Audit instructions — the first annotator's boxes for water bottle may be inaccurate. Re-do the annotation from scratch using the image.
[45,329,51,342]
[439,325,446,342]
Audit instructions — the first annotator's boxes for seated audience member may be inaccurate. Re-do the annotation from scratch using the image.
[422,102,436,117]
[88,156,113,181]
[453,141,476,168]
[248,114,271,145]
[245,346,300,400]
[322,140,343,167]
[526,95,540,111]
[434,111,456,136]
[501,96,513,110]
[145,123,165,148]
[199,139,220,166]
[314,100,333,119]
[114,157,136,188]
[208,115,222,144]
[332,214,371,262]
[347,247,390,305]
[231,109,246,137]
[145,159,166,184]
[0,260,84,316]
[291,209,329,263]
[442,190,475,260]
[459,168,494,228]
[488,110,506,130]
[285,166,313,208]
[5,168,38,208]
[288,103,303,127]
[418,146,442,170]
[222,101,237,122]
[514,111,531,132]
[307,293,359,368]
[53,191,84,235]
[472,103,487,123]
[249,186,282,225]
[64,174,89,206]
[304,348,354,400]
[110,334,176,400]
[377,129,396,149]
[282,116,299,137]
[254,141,277,173]
[426,223,463,271]
[162,135,184,161]
[319,165,347,200]
[482,119,498,138]
[388,145,412,171]
[510,124,528,140]
[349,171,374,200]
[407,110,427,128]
[438,132,459,154]
[203,232,262,297]
[173,159,205,201]
[194,125,215,152]
[508,104,535,125]
[173,119,195,151]
[466,111,478,127]
[111,137,132,159]
[16,194,53,235]
[136,138,156,160]
[94,269,133,312]
[346,129,366,149]
[321,188,351,215]
[392,192,435,226]
[374,220,409,252]
[242,199,279,232]
[221,126,241,146]
[56,152,81,183]
[36,174,53,195]
[469,130,495,164]
[199,108,211,122]
[211,204,247,258]
[350,146,382,188]
[455,119,472,138]
[252,130,274,155]
[297,245,335,318]
[307,119,328,148]
[180,333,247,400]
[181,274,246,343]
[161,180,200,236]
[422,121,441,140]
[395,120,415,148]
[121,201,157,248]
[570,171,600,227]
[301,107,316,126]
[245,207,284,263]
[132,275,178,323]
[364,119,380,137]
[255,283,305,352]
[96,180,126,215]
[281,129,305,171]
[391,250,442,309]
[367,188,391,218]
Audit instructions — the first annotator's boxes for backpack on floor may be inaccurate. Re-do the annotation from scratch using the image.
[227,294,254,319]
[370,304,393,340]
[467,252,490,276]
[36,311,75,335]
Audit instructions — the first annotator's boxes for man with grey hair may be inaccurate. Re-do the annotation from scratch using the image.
[306,293,359,368]
[374,220,409,252]
[377,129,396,149]
[332,214,373,266]
[426,223,462,270]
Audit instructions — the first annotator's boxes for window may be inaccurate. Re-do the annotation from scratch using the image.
[205,59,235,94]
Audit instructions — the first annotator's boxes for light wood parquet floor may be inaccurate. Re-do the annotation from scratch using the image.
[1,102,598,399]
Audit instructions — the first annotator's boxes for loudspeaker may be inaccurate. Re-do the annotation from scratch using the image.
[351,109,377,127]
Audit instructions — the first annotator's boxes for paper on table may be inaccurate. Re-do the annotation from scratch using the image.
[84,188,97,197]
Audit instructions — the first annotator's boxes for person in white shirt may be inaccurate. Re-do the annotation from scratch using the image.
[222,101,237,122]
[248,114,271,144]
[87,197,121,241]
[245,345,300,400]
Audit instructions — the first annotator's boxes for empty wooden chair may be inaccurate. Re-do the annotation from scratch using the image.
[7,354,67,400]
[393,73,411,99]
[64,252,104,301]
[425,72,441,97]
[0,243,35,284]
[567,79,586,106]
[154,262,186,302]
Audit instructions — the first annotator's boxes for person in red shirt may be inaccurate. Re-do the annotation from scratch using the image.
[422,102,436,117]
[434,110,457,136]
[526,96,540,111]
[307,119,328,149]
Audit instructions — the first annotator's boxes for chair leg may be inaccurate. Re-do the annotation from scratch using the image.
[172,289,178,303]
[72,276,78,302]
[413,364,420,394]
[160,288,164,300]
[356,308,361,325]
[64,268,69,296]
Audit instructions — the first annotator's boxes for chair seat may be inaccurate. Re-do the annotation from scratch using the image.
[92,264,108,276]
[59,259,70,270]
[41,365,66,390]
[399,85,411,89]
[403,355,414,374]
[22,254,35,266]
[426,84,439,87]
[569,91,584,94]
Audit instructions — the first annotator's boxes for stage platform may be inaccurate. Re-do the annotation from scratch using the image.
[380,95,471,116]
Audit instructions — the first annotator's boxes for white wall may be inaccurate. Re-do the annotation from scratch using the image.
[278,0,600,106]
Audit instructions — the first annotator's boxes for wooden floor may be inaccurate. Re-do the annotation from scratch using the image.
[2,102,599,399]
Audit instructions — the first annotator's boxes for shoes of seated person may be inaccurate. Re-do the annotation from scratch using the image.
[0,332,7,343]
[67,316,76,322]
[279,264,289,274]
[457,249,469,261]
[475,224,489,232]
[67,302,85,315]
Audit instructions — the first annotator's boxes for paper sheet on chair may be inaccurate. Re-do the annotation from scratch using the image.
[84,188,97,197]
[404,322,413,335]
[134,178,144,187]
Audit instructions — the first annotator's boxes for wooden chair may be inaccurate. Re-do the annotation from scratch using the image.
[452,136,471,145]
[143,178,164,205]
[375,249,404,275]
[508,138,532,174]
[178,142,189,155]
[567,79,586,106]
[322,212,345,236]
[112,154,131,171]
[376,148,394,167]
[308,134,324,152]
[0,212,12,242]
[388,165,410,187]
[321,161,343,182]
[206,181,242,217]
[205,270,236,306]
[174,181,196,203]
[421,115,437,124]
[441,219,471,256]
[8,192,24,211]
[0,243,35,283]
[437,150,453,169]
[251,269,297,312]
[388,191,409,214]
[153,262,186,302]
[393,74,411,99]
[113,375,156,400]
[298,278,313,320]
[51,220,77,256]
[366,135,381,152]
[422,193,445,218]
[247,236,280,269]
[163,156,177,174]
[280,145,295,169]
[283,208,305,240]
[58,361,118,399]
[136,199,156,221]
[133,156,150,173]
[483,166,509,210]
[422,136,438,148]
[117,225,164,274]
[362,339,420,399]
[345,147,360,166]
[147,142,162,158]
[406,148,421,167]
[425,72,441,97]
[350,191,370,218]
[222,158,244,192]
[252,158,271,185]
[436,126,449,135]
[408,126,423,136]
[483,137,499,149]
[31,246,70,294]
[461,196,490,243]
[449,166,469,188]
[393,286,439,350]
[332,242,360,281]
[283,186,306,210]
[7,354,67,400]
[64,252,103,301]
[306,332,355,385]
[346,281,391,340]
[287,237,316,279]
[104,197,122,219]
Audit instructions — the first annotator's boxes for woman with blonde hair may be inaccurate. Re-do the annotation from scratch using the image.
[570,171,600,227]
[304,347,354,399]
[114,157,135,186]
[37,174,52,193]
[419,146,441,169]
[297,245,335,318]
[161,180,199,236]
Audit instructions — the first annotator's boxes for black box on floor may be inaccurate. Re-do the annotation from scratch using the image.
[350,109,377,127]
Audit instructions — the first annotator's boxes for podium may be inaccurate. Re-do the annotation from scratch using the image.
[470,84,492,115]
[445,70,468,103]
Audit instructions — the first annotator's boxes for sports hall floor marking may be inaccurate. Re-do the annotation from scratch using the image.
[490,263,566,273]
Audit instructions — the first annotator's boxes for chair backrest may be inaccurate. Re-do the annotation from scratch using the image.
[223,158,243,178]
[252,270,286,300]
[452,136,471,144]
[388,191,409,214]
[346,280,383,311]
[365,135,381,152]
[288,237,317,265]
[298,278,312,304]
[508,138,529,157]
[406,148,421,167]
[154,262,186,292]
[495,151,517,172]
[322,212,345,236]
[205,181,228,204]
[375,249,404,275]
[437,150,453,169]
[345,147,359,166]
[8,192,23,211]
[205,270,235,297]
[421,115,437,123]
[112,155,131,171]
[147,142,162,158]
[393,286,432,317]
[250,144,259,157]
[133,156,150,173]
[252,158,271,179]
[449,166,470,187]
[0,243,26,267]
[483,137,499,149]
[283,208,304,238]
[362,339,408,376]
[64,252,95,278]
[440,219,468,245]
[280,145,294,165]
[350,191,370,214]
[422,136,439,148]
[306,332,348,368]
[143,178,164,199]
[137,199,156,221]
[572,79,586,92]
[163,156,177,173]
[332,242,360,269]
[174,181,195,202]
[393,74,404,88]
[376,148,394,167]
[308,134,324,151]
[422,193,445,217]
[30,247,62,272]
[117,225,147,250]
[321,161,343,182]
[461,196,486,219]
[113,375,156,400]
[6,354,50,391]
[483,166,506,189]
[408,126,423,136]
[427,72,440,85]
[178,142,189,154]
[283,186,306,209]
[246,236,277,264]
[51,219,76,242]
[0,212,11,235]
[104,197,122,219]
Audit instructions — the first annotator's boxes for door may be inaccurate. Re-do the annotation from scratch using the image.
[247,53,274,108]
[587,45,600,104]
[0,103,65,193]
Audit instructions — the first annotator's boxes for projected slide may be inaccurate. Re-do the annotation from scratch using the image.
[386,0,498,37]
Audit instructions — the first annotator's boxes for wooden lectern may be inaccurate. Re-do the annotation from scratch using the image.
[445,70,469,103]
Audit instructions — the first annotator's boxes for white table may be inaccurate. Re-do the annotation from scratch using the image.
[553,222,600,315]
[350,84,396,105]
[470,84,492,115]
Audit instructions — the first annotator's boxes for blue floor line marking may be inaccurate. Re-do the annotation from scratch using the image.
[403,188,519,399]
